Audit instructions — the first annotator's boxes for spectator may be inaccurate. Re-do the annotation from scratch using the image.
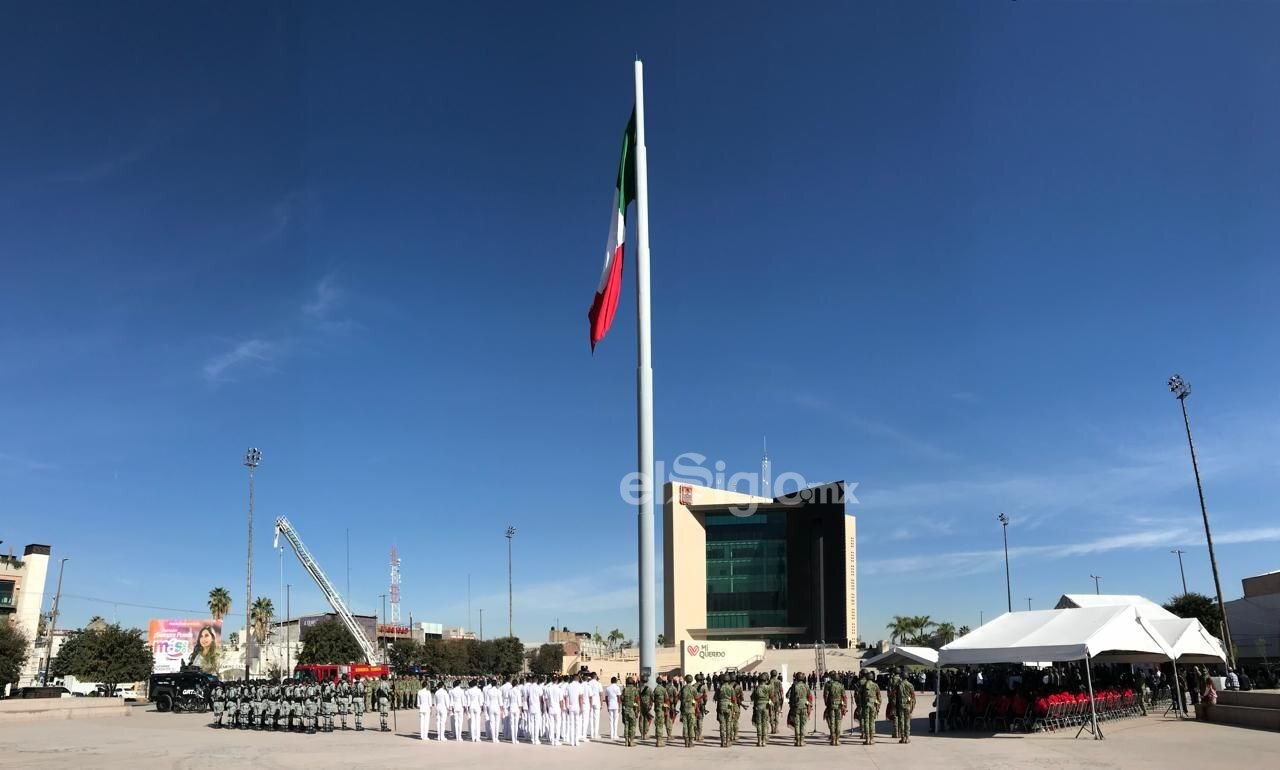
[1225,669,1239,691]
[1238,670,1252,691]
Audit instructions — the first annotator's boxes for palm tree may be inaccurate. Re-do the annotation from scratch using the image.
[251,597,274,645]
[208,587,232,621]
[957,625,972,637]
[886,616,914,644]
[908,615,936,645]
[934,622,958,646]
[657,633,667,647]
[607,628,624,654]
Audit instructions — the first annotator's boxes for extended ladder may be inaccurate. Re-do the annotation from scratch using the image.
[274,516,380,664]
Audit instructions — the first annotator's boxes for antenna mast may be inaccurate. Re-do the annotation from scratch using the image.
[389,546,402,625]
[761,436,771,497]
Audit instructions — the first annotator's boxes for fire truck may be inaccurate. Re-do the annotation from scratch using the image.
[292,663,389,682]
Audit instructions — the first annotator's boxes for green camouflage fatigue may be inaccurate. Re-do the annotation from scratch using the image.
[824,679,846,745]
[639,684,653,740]
[751,680,772,746]
[716,681,735,747]
[789,678,811,746]
[352,680,366,730]
[680,682,698,747]
[376,680,391,731]
[887,673,900,738]
[696,679,711,741]
[769,674,783,733]
[652,682,669,746]
[731,681,744,742]
[622,682,640,746]
[858,677,880,744]
[894,676,914,743]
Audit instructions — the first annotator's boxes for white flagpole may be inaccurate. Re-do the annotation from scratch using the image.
[633,58,657,688]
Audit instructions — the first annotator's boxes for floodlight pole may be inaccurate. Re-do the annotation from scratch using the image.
[1171,549,1188,596]
[1168,374,1234,668]
[998,513,1012,612]
[1090,575,1102,595]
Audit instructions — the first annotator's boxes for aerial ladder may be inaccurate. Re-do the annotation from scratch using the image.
[274,516,380,664]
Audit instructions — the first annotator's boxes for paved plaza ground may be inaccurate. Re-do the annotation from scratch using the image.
[2,701,1277,769]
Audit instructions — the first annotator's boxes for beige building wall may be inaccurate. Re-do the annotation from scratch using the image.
[844,515,858,647]
[663,482,770,646]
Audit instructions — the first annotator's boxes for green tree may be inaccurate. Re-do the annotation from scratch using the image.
[388,639,424,671]
[487,637,525,675]
[607,628,624,654]
[0,622,29,688]
[886,616,913,644]
[1163,592,1223,636]
[933,622,958,646]
[657,633,667,647]
[297,619,364,665]
[251,597,274,645]
[208,587,232,622]
[528,643,564,675]
[50,624,151,696]
[957,625,972,637]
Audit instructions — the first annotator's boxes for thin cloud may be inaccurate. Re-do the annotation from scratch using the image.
[791,392,959,462]
[302,274,341,320]
[0,452,56,473]
[202,338,279,383]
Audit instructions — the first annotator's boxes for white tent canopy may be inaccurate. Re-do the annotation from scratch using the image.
[1150,618,1227,663]
[1056,594,1179,621]
[864,645,938,669]
[938,605,1174,666]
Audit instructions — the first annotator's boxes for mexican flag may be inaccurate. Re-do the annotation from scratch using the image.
[588,110,637,351]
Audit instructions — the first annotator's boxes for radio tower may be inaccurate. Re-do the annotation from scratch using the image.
[389,546,402,625]
[761,436,771,497]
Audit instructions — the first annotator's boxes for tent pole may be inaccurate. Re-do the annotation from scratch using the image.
[935,664,944,733]
[1084,656,1102,740]
[1171,659,1183,718]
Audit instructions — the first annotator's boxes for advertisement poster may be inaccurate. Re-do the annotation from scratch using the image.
[149,619,222,674]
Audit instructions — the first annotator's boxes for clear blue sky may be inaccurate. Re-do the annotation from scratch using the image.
[3,2,1278,646]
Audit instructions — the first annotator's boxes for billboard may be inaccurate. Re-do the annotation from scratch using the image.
[149,619,223,674]
[679,639,766,676]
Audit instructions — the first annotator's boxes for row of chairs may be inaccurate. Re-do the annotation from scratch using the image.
[1032,692,1144,732]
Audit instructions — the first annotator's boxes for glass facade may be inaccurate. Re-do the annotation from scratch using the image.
[705,511,788,629]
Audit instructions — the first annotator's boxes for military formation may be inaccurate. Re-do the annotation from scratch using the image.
[203,666,919,748]
[208,676,392,733]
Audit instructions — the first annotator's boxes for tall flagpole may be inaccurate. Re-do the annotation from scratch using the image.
[633,58,657,688]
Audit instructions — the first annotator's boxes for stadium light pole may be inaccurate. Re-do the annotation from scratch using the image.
[1026,596,1032,611]
[1171,549,1188,596]
[285,583,291,679]
[1090,574,1102,595]
[243,447,261,678]
[998,513,1012,613]
[1168,374,1234,667]
[506,526,516,638]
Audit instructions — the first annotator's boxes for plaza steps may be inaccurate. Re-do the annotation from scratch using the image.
[1195,690,1280,731]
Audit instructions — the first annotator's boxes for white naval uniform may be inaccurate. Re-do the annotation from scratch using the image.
[605,682,621,739]
[418,686,432,740]
[449,684,466,742]
[484,684,502,742]
[565,680,583,746]
[499,681,516,742]
[525,681,543,745]
[544,681,562,746]
[433,685,449,741]
[588,678,602,740]
[466,685,484,741]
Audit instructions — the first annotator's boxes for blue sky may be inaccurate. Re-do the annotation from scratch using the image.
[3,2,1278,647]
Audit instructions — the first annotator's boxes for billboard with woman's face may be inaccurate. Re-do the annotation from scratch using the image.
[148,619,222,674]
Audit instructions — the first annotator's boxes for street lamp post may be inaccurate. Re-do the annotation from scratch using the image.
[505,526,515,638]
[1090,574,1102,595]
[285,583,291,679]
[1026,596,1032,611]
[244,447,262,678]
[42,557,68,684]
[1171,549,1188,596]
[1168,374,1234,667]
[998,513,1012,613]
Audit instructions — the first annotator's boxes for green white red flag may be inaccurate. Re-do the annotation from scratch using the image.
[588,110,637,351]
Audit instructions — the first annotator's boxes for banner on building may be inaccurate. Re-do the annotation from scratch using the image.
[148,619,222,674]
[679,639,766,676]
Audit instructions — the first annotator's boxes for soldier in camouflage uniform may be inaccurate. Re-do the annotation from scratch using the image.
[290,681,305,731]
[769,671,783,734]
[731,675,744,742]
[210,682,225,728]
[652,676,669,747]
[695,673,710,742]
[266,680,280,730]
[823,674,847,745]
[788,672,811,747]
[621,676,640,746]
[319,678,334,732]
[858,670,880,745]
[894,668,915,743]
[751,675,772,746]
[639,680,653,741]
[679,676,698,747]
[665,675,679,741]
[716,673,735,747]
[352,676,366,731]
[337,676,352,729]
[238,680,252,729]
[887,669,900,739]
[376,676,392,732]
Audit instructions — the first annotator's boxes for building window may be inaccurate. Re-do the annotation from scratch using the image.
[0,580,14,609]
[705,511,787,629]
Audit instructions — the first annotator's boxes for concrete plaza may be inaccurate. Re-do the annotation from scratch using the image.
[1,701,1276,769]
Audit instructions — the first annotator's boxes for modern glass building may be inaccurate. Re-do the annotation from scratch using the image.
[664,481,856,647]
